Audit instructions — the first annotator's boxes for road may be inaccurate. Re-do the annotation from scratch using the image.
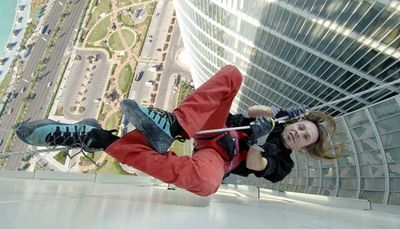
[154,23,191,111]
[140,0,174,62]
[129,0,191,110]
[1,0,87,170]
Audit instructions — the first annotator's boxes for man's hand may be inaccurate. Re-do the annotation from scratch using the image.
[286,105,309,119]
[248,117,275,152]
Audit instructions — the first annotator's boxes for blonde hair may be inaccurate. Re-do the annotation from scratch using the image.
[301,111,345,160]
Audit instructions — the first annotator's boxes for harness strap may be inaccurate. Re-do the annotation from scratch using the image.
[193,132,225,140]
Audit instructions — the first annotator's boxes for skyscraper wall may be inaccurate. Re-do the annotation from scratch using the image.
[224,95,400,205]
[173,0,400,205]
[174,0,400,116]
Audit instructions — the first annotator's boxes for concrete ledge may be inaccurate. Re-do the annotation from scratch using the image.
[0,170,35,179]
[371,203,400,215]
[261,188,371,210]
[94,173,155,184]
[34,171,96,181]
[0,171,159,184]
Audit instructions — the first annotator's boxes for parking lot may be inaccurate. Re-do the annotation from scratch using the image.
[59,49,109,120]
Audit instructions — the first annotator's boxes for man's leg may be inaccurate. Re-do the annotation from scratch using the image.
[174,65,243,137]
[106,130,225,196]
[120,65,243,153]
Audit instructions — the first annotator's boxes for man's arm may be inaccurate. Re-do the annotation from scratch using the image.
[247,105,275,118]
[246,117,274,170]
[246,146,268,171]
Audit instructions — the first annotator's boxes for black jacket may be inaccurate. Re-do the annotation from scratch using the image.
[226,114,294,183]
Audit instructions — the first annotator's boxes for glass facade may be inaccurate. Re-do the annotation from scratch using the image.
[174,0,400,115]
[228,96,400,205]
[174,0,400,205]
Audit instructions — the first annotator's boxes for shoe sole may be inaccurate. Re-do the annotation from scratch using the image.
[120,99,172,153]
[16,118,101,147]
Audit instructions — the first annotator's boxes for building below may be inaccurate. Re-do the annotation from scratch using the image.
[0,170,399,228]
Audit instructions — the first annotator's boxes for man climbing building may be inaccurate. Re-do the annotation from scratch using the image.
[17,65,343,196]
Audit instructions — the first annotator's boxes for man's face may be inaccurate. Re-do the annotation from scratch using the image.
[281,120,319,150]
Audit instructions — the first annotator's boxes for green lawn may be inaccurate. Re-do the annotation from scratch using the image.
[87,17,111,45]
[118,64,133,94]
[0,72,12,98]
[177,81,194,105]
[108,29,135,51]
[108,31,125,51]
[169,141,186,156]
[120,13,134,26]
[105,115,115,130]
[121,29,136,47]
[80,151,104,166]
[117,0,139,7]
[0,158,7,169]
[87,0,112,28]
[105,111,122,130]
[98,103,112,121]
[111,63,118,75]
[92,157,130,175]
[120,54,128,64]
[53,150,68,164]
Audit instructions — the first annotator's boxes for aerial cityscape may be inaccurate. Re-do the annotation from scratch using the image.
[0,0,399,211]
[0,0,193,175]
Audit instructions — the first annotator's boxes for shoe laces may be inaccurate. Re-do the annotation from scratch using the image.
[45,126,117,167]
[147,107,176,129]
[45,125,89,147]
[146,107,185,142]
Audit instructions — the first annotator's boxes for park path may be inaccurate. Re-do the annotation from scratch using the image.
[77,0,155,172]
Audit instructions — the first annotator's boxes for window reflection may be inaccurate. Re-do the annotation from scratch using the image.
[360,164,385,177]
[354,137,379,153]
[360,190,384,203]
[385,148,400,163]
[338,189,357,198]
[389,192,400,205]
[346,110,369,127]
[340,177,357,189]
[369,98,400,119]
[357,151,383,165]
[381,131,400,148]
[388,163,400,176]
[375,115,400,134]
[339,166,357,177]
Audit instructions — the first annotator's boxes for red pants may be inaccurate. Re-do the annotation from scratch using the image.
[106,65,243,196]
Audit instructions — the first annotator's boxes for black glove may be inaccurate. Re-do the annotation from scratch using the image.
[226,113,253,127]
[287,105,309,119]
[248,117,275,152]
[84,128,120,151]
[274,105,309,119]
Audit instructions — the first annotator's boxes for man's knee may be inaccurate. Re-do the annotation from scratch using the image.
[219,65,243,88]
[230,66,243,85]
[195,179,221,197]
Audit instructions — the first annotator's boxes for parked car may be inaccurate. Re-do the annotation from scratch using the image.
[145,80,155,86]
[135,71,144,81]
